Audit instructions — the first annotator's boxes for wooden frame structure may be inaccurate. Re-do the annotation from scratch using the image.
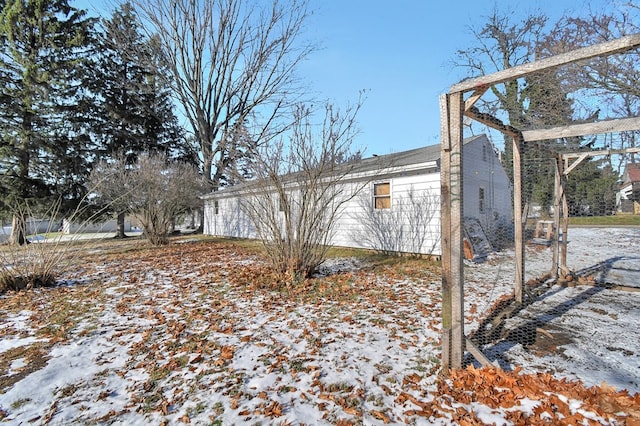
[440,34,640,371]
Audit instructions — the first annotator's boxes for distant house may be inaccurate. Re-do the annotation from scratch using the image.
[617,163,640,214]
[202,134,513,256]
[61,218,134,234]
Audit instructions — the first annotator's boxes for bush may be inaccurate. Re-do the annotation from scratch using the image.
[0,199,108,294]
[0,204,65,293]
[89,152,205,246]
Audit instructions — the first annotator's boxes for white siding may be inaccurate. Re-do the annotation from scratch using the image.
[202,135,513,256]
[205,196,256,238]
[462,137,513,248]
[334,173,442,254]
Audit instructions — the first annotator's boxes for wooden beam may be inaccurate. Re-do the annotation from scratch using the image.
[464,106,521,138]
[551,156,562,278]
[465,338,493,367]
[522,116,640,141]
[562,146,640,160]
[449,92,465,369]
[464,87,489,111]
[439,93,453,372]
[559,147,640,176]
[513,135,524,304]
[559,156,569,275]
[451,34,640,93]
[561,178,569,275]
[564,152,590,175]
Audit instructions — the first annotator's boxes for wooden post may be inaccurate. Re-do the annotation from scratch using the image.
[440,92,465,370]
[551,155,562,277]
[512,135,524,303]
[449,92,465,369]
[439,94,453,372]
[560,168,569,275]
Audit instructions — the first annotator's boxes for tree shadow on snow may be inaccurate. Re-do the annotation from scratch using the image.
[466,256,640,373]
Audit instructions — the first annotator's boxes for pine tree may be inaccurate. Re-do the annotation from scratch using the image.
[91,2,192,237]
[520,68,575,212]
[0,0,96,244]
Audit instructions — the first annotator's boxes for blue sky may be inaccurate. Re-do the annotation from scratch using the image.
[81,0,600,155]
[300,0,596,155]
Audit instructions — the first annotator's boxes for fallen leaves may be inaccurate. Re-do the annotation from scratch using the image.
[1,238,638,425]
[432,366,640,425]
[220,345,235,360]
[371,409,391,423]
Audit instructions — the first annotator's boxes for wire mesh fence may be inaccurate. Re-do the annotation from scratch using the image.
[459,142,640,392]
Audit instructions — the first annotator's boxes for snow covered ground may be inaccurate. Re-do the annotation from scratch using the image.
[464,226,640,394]
[0,228,638,424]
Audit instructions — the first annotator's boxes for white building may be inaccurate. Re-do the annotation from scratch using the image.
[617,163,640,214]
[202,134,513,256]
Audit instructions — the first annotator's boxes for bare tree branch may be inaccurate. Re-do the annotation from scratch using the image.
[131,0,314,190]
[237,98,369,280]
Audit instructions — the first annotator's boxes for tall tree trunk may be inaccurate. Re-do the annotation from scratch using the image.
[115,211,127,238]
[196,209,204,234]
[9,214,27,245]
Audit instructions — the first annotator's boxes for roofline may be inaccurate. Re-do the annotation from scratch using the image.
[201,134,489,200]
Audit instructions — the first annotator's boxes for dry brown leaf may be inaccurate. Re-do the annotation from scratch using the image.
[403,373,421,386]
[343,406,360,416]
[371,409,391,424]
[220,345,235,360]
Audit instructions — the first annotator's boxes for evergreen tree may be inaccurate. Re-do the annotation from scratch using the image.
[91,2,193,237]
[94,2,187,160]
[0,0,96,244]
[520,68,575,212]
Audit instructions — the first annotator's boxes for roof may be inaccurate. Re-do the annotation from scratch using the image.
[352,133,486,173]
[202,134,488,199]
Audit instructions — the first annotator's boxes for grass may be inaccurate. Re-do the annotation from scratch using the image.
[567,215,640,226]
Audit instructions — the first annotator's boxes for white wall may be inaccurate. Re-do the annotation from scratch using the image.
[202,135,513,255]
[462,137,513,248]
[203,171,443,255]
[335,174,442,254]
[204,196,256,238]
[62,218,133,234]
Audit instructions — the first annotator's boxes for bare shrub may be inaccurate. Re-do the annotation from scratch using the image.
[239,100,367,281]
[0,200,100,293]
[90,152,205,245]
[350,187,440,256]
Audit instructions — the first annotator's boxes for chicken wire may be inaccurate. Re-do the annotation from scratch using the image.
[459,147,640,390]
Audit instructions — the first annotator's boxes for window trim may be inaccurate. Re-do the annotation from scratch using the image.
[478,187,485,214]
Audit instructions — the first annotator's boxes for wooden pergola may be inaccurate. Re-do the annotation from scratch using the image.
[439,34,640,371]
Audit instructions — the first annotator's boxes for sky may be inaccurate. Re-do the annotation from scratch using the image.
[81,0,604,156]
[299,0,597,155]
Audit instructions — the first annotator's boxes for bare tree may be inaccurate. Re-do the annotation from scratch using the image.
[239,100,367,281]
[88,152,137,237]
[130,0,313,196]
[350,187,440,256]
[453,8,548,128]
[453,9,585,212]
[90,152,205,245]
[544,2,640,165]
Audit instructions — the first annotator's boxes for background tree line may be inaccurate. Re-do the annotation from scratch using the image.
[454,2,640,217]
[0,0,312,246]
